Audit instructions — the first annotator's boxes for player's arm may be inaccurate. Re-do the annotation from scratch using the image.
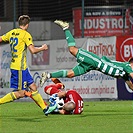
[125,79,133,91]
[125,72,133,91]
[129,73,133,79]
[28,44,48,54]
[57,91,66,98]
[58,109,66,114]
[0,36,2,42]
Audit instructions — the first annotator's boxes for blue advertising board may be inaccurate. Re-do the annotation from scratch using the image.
[117,79,133,100]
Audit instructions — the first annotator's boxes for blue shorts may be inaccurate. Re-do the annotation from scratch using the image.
[10,68,34,91]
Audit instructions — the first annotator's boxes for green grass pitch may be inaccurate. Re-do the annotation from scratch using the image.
[0,100,133,133]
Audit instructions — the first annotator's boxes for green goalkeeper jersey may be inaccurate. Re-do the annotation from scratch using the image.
[76,48,133,80]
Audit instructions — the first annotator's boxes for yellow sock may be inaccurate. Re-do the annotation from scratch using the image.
[0,92,17,104]
[32,91,47,110]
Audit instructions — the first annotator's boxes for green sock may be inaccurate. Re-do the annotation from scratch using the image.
[51,70,67,78]
[65,30,75,47]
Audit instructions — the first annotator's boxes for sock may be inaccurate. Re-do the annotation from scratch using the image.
[30,95,48,107]
[31,91,47,110]
[24,91,47,107]
[0,92,17,104]
[51,70,67,78]
[65,29,75,47]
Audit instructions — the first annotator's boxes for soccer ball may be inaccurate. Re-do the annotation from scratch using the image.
[55,97,64,109]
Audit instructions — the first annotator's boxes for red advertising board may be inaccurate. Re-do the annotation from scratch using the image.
[73,7,131,37]
[116,35,133,62]
[116,35,133,100]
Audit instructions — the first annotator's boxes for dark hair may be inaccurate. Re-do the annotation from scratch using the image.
[128,57,133,63]
[18,15,30,26]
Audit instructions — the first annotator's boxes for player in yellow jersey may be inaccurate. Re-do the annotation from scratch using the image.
[0,15,56,115]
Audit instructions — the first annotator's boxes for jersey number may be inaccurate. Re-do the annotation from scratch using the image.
[10,37,18,60]
[78,100,83,113]
[10,37,18,52]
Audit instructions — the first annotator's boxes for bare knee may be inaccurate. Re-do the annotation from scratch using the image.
[14,90,25,98]
[29,83,37,92]
[68,46,78,56]
[67,70,75,78]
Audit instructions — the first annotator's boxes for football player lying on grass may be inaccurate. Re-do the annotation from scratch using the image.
[44,78,83,114]
[25,78,83,115]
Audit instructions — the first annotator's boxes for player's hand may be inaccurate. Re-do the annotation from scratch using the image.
[42,44,48,50]
[49,93,58,103]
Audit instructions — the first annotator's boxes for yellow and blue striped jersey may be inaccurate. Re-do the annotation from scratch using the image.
[2,28,33,70]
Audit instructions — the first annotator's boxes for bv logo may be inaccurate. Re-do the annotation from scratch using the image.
[120,37,133,62]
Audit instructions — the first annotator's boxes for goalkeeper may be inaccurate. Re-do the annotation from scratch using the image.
[26,78,83,115]
[44,78,83,115]
[40,20,133,91]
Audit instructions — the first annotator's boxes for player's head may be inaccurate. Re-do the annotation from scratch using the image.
[128,57,133,64]
[128,57,133,69]
[63,101,76,112]
[18,15,30,29]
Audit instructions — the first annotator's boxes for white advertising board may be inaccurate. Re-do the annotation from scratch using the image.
[0,37,117,99]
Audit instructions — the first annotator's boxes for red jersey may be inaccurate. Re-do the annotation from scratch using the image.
[44,84,83,114]
[64,90,83,114]
[44,83,62,95]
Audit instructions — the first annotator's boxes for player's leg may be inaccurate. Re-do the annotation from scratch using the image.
[40,62,86,87]
[0,88,30,104]
[44,84,61,95]
[54,20,78,56]
[24,90,48,107]
[40,69,75,87]
[40,70,67,87]
[0,92,17,104]
[29,83,57,115]
[51,63,86,79]
[0,69,24,104]
[40,63,87,87]
[26,68,56,115]
[24,68,46,109]
[1,69,43,107]
[41,63,85,82]
[64,29,78,56]
[29,83,47,109]
[40,20,79,86]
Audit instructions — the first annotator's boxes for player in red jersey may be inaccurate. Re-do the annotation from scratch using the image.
[44,78,83,115]
[25,78,83,114]
[58,90,83,114]
[44,78,65,95]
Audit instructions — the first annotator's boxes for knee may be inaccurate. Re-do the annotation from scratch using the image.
[14,90,25,98]
[69,46,78,56]
[69,47,75,54]
[29,83,37,92]
[67,70,75,78]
